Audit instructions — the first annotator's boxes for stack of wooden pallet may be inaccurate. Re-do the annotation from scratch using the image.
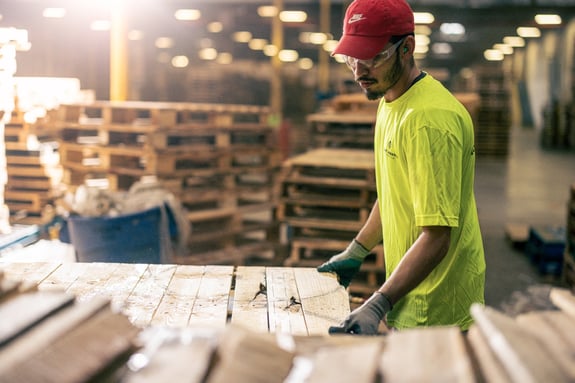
[277,148,384,295]
[564,183,575,289]
[306,93,377,150]
[0,269,139,383]
[3,109,63,225]
[50,101,281,264]
[474,64,512,156]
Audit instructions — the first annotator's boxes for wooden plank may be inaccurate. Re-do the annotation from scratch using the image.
[550,287,575,318]
[37,261,92,291]
[292,267,349,335]
[124,337,215,383]
[466,325,511,383]
[305,340,383,383]
[266,267,308,336]
[0,262,61,285]
[516,311,575,380]
[470,304,570,383]
[188,265,234,329]
[283,148,374,170]
[380,326,476,383]
[205,325,294,383]
[0,297,110,374]
[0,291,75,347]
[123,264,178,328]
[1,306,138,383]
[149,265,205,327]
[230,266,269,332]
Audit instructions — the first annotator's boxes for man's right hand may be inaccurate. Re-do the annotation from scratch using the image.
[317,239,370,287]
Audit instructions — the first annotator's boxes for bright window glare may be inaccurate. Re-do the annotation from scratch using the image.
[43,8,66,18]
[90,20,111,31]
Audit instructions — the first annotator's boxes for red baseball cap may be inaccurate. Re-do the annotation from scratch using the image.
[332,0,415,60]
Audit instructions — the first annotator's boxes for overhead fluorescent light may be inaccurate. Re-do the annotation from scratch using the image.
[175,9,201,21]
[298,58,313,70]
[414,12,434,24]
[207,22,223,33]
[263,44,278,56]
[493,44,513,55]
[199,48,218,61]
[278,49,299,62]
[171,55,189,68]
[279,11,307,23]
[233,31,252,43]
[484,49,504,61]
[535,14,561,25]
[249,39,267,50]
[503,36,525,47]
[258,6,278,18]
[517,27,541,38]
[440,23,465,36]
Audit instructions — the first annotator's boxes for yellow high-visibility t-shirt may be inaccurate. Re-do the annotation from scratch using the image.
[374,73,485,330]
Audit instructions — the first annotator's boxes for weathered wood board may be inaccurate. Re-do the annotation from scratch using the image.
[0,262,349,334]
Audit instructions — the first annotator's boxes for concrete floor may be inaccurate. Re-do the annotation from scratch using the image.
[476,125,575,311]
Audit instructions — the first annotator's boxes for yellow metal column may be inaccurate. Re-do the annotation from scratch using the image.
[318,0,331,94]
[270,0,284,125]
[110,2,128,101]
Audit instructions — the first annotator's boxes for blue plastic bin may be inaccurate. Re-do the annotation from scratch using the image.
[66,205,176,264]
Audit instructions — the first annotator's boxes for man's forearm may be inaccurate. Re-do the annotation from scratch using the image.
[355,200,383,250]
[378,226,451,306]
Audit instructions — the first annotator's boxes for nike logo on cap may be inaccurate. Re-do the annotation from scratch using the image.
[348,13,366,24]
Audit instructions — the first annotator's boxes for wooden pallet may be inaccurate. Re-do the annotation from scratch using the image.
[307,112,375,149]
[56,101,270,127]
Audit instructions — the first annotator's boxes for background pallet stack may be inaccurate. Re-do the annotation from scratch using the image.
[305,93,378,150]
[564,183,575,289]
[3,107,62,225]
[277,148,384,296]
[51,101,281,265]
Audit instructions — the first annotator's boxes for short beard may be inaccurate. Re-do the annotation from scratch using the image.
[364,53,403,100]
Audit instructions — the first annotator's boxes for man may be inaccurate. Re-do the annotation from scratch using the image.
[318,0,485,334]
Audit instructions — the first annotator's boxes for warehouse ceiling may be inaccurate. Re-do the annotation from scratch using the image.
[1,0,575,98]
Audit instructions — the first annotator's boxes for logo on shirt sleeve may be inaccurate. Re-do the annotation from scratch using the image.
[385,140,398,159]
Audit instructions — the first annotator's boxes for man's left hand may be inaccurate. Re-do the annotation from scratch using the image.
[329,292,392,335]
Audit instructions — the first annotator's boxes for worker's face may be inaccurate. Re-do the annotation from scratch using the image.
[349,43,404,101]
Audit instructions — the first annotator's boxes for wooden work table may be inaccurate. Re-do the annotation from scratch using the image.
[0,261,350,336]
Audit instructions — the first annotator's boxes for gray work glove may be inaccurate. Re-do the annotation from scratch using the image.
[328,292,392,335]
[316,239,369,287]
